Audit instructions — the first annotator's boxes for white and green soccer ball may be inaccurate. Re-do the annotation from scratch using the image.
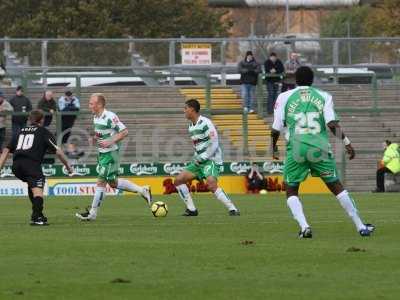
[151,201,168,217]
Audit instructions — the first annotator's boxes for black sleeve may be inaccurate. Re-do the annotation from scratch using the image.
[6,137,17,153]
[255,62,261,74]
[37,99,44,110]
[51,100,57,111]
[26,98,32,111]
[264,60,272,73]
[43,128,58,153]
[238,61,247,74]
[276,60,285,74]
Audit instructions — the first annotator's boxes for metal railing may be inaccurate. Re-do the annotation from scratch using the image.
[3,37,400,79]
[0,109,254,163]
[0,72,254,161]
[1,70,398,186]
[3,68,395,117]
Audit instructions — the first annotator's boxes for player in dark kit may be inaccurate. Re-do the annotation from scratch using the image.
[0,110,73,226]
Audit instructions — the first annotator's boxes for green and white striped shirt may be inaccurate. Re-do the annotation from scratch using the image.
[94,109,126,153]
[188,115,223,164]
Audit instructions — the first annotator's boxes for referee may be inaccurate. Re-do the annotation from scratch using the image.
[0,110,73,225]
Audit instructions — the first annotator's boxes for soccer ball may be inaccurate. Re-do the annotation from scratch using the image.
[259,189,268,194]
[151,201,168,217]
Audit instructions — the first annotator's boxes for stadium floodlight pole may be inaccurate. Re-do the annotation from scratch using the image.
[347,21,352,64]
[285,0,290,60]
[41,40,48,87]
[285,0,290,33]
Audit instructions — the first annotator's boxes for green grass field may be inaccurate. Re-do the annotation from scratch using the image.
[0,192,399,300]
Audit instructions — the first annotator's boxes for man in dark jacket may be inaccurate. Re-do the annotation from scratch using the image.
[58,91,80,144]
[9,86,32,141]
[238,51,261,113]
[264,52,284,114]
[37,90,57,127]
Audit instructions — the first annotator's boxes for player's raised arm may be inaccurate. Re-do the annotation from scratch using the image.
[98,113,128,148]
[327,121,355,160]
[0,147,10,170]
[98,128,128,148]
[195,121,219,163]
[0,135,17,170]
[46,134,74,174]
[271,94,285,160]
[55,148,74,174]
[323,93,355,160]
[271,129,280,160]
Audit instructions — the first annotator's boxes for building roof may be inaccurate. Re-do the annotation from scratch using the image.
[208,0,372,8]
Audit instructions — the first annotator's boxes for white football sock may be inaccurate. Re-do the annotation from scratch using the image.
[336,190,366,231]
[287,196,309,231]
[214,188,237,211]
[89,186,106,216]
[117,178,144,194]
[176,184,196,211]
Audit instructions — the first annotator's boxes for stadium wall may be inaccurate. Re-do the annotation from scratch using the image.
[0,176,329,197]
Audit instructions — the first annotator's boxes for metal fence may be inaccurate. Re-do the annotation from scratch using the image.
[3,37,400,74]
[1,69,399,186]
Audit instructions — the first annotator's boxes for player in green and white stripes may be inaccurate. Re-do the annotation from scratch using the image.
[174,99,240,216]
[76,93,152,221]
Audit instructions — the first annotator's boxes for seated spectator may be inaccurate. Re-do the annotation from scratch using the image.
[64,143,85,165]
[373,140,400,192]
[0,91,13,151]
[246,163,265,193]
[58,91,80,144]
[163,178,177,194]
[37,90,57,127]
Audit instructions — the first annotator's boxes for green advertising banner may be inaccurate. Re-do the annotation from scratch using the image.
[0,161,284,178]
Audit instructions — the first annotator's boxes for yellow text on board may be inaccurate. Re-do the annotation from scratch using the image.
[181,43,211,49]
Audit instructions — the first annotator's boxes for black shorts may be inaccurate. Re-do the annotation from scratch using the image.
[12,159,45,189]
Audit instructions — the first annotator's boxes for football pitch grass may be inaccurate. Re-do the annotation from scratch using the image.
[0,193,399,300]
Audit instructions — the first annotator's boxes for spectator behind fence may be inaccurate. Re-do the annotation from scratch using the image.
[264,52,285,114]
[37,90,57,127]
[373,140,400,193]
[283,52,302,91]
[238,50,261,113]
[246,163,265,193]
[9,86,32,141]
[64,142,85,165]
[0,91,13,151]
[58,91,80,144]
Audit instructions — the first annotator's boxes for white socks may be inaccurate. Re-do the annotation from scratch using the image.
[176,184,196,211]
[336,190,366,231]
[117,178,144,194]
[287,196,309,231]
[287,191,366,232]
[214,188,237,211]
[89,186,106,216]
[176,185,237,212]
[88,180,144,217]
